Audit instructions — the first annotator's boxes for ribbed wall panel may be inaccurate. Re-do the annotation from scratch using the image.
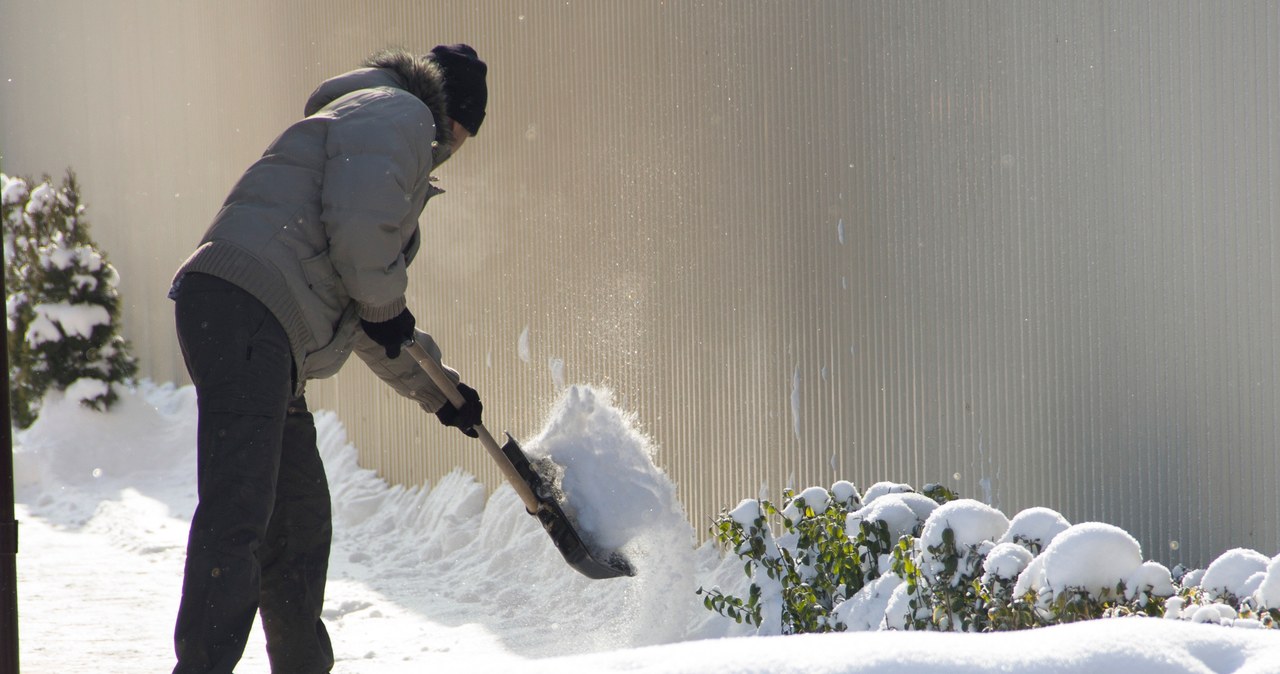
[3,1,1278,566]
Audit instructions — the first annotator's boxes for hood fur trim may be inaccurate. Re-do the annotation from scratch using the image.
[363,49,455,150]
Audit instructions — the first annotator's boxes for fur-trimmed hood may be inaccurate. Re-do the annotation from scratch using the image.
[304,49,452,146]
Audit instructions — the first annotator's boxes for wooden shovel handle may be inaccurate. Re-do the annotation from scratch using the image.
[402,340,542,513]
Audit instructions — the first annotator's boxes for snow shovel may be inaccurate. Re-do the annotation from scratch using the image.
[403,341,635,580]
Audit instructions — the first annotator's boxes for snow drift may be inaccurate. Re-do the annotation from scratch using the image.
[12,382,1280,673]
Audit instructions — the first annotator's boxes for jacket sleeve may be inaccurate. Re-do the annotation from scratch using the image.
[353,328,461,413]
[320,92,434,322]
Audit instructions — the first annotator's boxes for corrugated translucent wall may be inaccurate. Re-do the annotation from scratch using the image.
[3,2,1277,567]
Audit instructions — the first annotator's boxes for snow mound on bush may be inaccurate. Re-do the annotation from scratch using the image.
[1124,561,1176,601]
[1000,506,1071,552]
[895,492,940,523]
[830,480,861,505]
[832,573,904,631]
[64,377,111,405]
[983,542,1034,584]
[1027,522,1144,598]
[782,486,832,519]
[1,173,30,204]
[862,481,913,504]
[847,492,937,542]
[882,582,919,630]
[728,498,764,528]
[1200,548,1271,602]
[918,499,1009,585]
[1254,555,1280,610]
[921,499,1009,550]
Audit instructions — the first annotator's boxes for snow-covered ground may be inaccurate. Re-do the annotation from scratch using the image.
[12,381,1280,673]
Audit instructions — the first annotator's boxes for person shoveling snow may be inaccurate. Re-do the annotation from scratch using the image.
[162,43,629,674]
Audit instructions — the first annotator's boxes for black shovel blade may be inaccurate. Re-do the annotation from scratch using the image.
[498,435,635,579]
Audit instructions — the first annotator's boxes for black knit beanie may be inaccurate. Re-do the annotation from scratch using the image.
[429,43,488,136]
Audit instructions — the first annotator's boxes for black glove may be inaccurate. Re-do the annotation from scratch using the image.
[436,383,483,438]
[360,308,415,359]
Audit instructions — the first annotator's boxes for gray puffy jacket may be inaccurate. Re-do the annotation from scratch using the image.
[173,54,459,410]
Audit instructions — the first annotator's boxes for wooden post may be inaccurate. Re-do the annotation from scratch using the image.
[1,225,20,673]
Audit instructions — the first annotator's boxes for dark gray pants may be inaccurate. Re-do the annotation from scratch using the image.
[172,273,334,674]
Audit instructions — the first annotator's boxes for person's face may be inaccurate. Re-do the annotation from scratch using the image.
[433,120,471,169]
[449,120,471,152]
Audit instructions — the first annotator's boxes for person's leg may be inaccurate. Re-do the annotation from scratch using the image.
[259,396,335,672]
[172,273,293,674]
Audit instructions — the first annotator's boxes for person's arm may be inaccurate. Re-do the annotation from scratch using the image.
[352,328,457,413]
[352,328,484,437]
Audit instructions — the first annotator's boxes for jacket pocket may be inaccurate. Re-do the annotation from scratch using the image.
[300,250,348,313]
[302,305,360,380]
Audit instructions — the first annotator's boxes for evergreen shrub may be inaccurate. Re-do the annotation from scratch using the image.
[3,171,137,428]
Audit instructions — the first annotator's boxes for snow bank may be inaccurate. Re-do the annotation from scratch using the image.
[13,381,1280,673]
[543,619,1280,674]
[320,383,703,655]
[14,381,194,491]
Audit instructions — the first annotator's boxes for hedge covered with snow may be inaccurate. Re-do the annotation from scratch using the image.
[699,482,1279,634]
[3,171,137,428]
